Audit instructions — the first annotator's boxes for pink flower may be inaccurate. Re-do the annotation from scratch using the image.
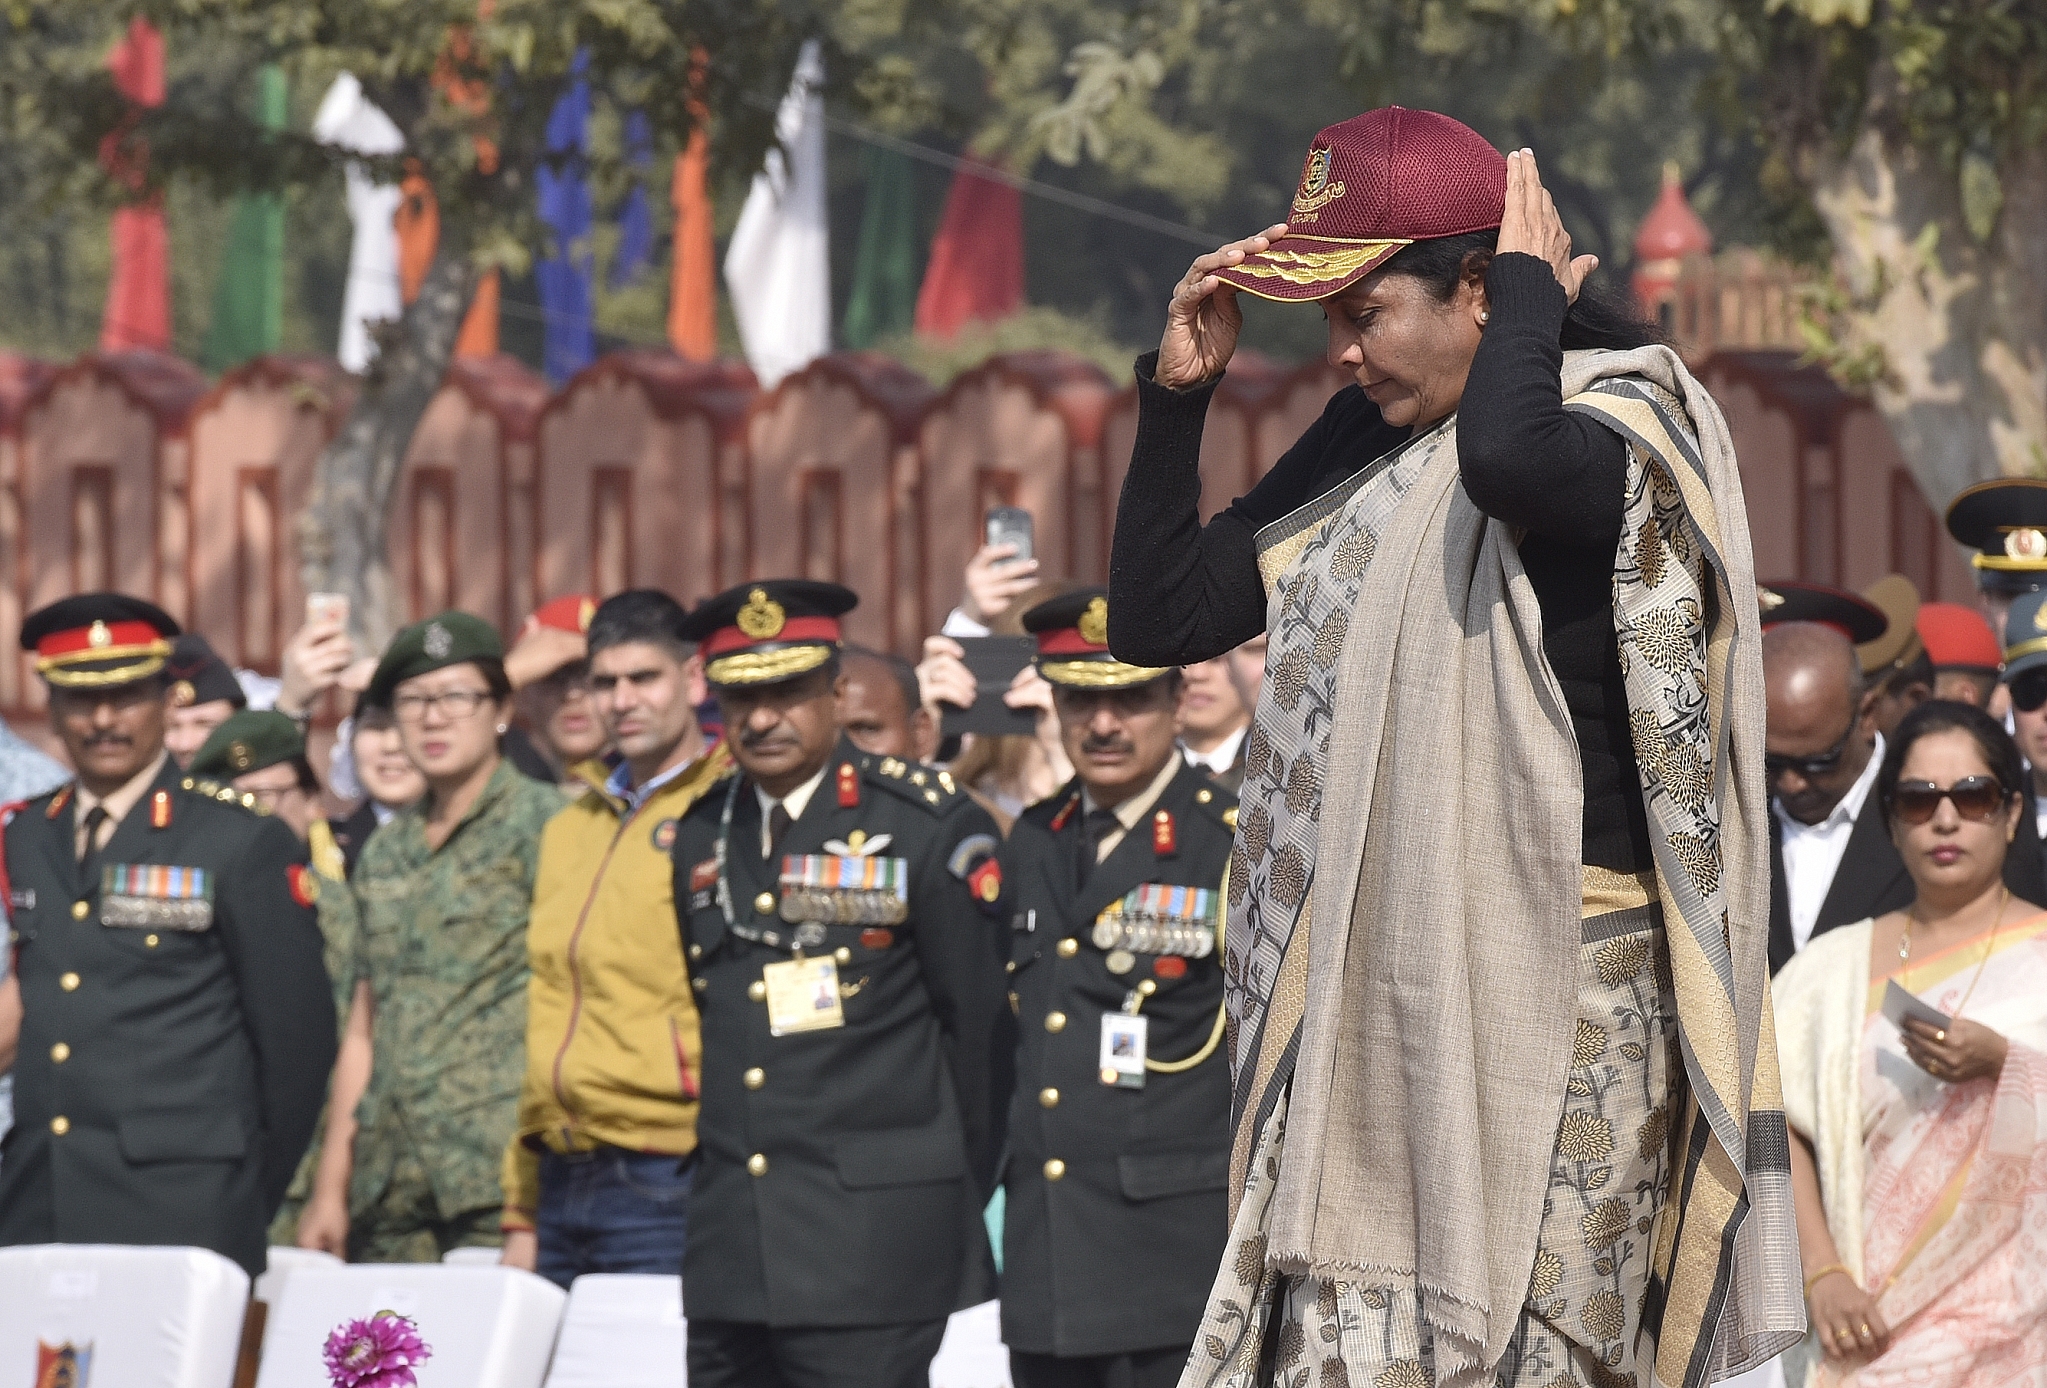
[323,1311,433,1388]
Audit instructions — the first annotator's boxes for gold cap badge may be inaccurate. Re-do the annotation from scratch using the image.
[2006,528,2047,562]
[1078,597,1110,645]
[87,620,111,649]
[737,587,787,640]
[1757,586,1785,612]
[171,680,196,708]
[229,741,252,771]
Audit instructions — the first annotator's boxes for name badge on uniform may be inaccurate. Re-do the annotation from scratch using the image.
[1091,883,1217,959]
[778,854,910,927]
[99,864,214,932]
[1100,1012,1148,1089]
[762,956,846,1036]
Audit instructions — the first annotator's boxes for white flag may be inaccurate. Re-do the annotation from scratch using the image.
[724,41,830,388]
[313,73,405,372]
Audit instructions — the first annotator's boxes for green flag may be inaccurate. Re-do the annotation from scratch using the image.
[201,65,287,372]
[842,146,918,349]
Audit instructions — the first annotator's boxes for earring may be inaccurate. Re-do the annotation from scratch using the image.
[1479,309,1490,324]
[496,724,509,735]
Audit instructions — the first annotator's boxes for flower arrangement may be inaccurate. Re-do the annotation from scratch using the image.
[322,1311,432,1388]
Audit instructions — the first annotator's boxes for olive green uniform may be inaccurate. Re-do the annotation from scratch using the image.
[348,759,563,1262]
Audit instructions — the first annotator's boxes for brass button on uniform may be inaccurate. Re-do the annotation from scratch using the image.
[70,900,89,920]
[744,1067,766,1090]
[59,972,79,992]
[747,1153,769,1177]
[50,1042,70,1063]
[145,934,159,948]
[1045,1011,1067,1033]
[754,892,776,914]
[834,946,852,965]
[1039,1087,1059,1108]
[1196,787,1213,804]
[50,1116,70,1136]
[1137,979,1158,997]
[689,943,703,960]
[1056,938,1078,958]
[693,978,708,993]
[748,980,768,1002]
[1043,1158,1066,1181]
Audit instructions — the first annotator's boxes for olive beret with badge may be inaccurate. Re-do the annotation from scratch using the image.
[1021,587,1172,689]
[165,633,247,710]
[19,592,180,690]
[1756,580,1887,645]
[188,709,305,781]
[365,609,505,706]
[1947,479,2047,595]
[679,580,856,689]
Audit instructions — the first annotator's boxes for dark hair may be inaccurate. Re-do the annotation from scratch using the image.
[473,656,514,703]
[588,589,693,661]
[842,645,920,716]
[1880,649,1935,699]
[1876,698,2024,829]
[289,753,322,795]
[1379,229,1663,351]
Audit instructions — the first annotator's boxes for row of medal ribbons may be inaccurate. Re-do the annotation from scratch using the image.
[779,853,910,926]
[1091,884,1218,958]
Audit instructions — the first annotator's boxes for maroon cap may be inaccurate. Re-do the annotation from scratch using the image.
[1214,107,1507,302]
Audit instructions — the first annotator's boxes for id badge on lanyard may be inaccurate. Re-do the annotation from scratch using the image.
[1099,1012,1147,1088]
[762,956,846,1036]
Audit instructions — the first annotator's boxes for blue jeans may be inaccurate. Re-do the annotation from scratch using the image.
[536,1146,695,1290]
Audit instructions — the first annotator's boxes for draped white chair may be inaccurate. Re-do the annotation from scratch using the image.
[542,1274,685,1387]
[0,1244,249,1388]
[255,1263,566,1388]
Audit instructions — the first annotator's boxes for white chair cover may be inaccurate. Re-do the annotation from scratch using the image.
[257,1248,344,1356]
[256,1264,566,1388]
[543,1274,685,1387]
[441,1246,504,1267]
[930,1301,1010,1388]
[0,1244,249,1388]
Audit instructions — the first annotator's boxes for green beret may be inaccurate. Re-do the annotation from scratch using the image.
[189,709,306,779]
[367,610,505,706]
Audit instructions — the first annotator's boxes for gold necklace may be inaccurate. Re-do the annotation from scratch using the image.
[1900,885,2007,1020]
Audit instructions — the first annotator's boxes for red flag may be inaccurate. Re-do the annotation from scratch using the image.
[913,157,1023,338]
[99,18,169,352]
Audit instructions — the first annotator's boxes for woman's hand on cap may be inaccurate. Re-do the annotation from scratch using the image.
[1496,149,1598,305]
[1157,224,1288,391]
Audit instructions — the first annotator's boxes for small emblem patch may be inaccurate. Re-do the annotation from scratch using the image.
[690,858,720,892]
[287,863,319,907]
[423,621,453,658]
[651,818,679,852]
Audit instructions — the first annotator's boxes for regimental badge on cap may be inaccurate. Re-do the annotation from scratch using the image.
[1293,146,1346,216]
[1022,586,1172,690]
[738,588,787,640]
[1077,597,1109,645]
[172,680,196,707]
[1757,586,1786,612]
[2009,528,2047,562]
[229,741,253,771]
[88,621,112,649]
[423,621,453,659]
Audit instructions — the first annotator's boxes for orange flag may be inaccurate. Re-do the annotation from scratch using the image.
[668,54,715,361]
[391,165,498,357]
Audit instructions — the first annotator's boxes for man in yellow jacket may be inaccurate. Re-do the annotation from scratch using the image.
[500,590,731,1286]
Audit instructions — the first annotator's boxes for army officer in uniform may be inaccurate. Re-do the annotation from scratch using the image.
[0,594,335,1277]
[999,588,1236,1388]
[670,580,1009,1388]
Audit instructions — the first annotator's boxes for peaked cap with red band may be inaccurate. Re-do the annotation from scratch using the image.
[20,593,180,690]
[680,579,856,689]
[1021,587,1172,689]
[1756,580,1887,645]
[1917,602,2002,673]
[1213,106,1507,303]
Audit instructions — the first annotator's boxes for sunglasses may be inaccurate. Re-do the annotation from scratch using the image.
[1764,718,1856,782]
[2012,668,2047,714]
[1886,775,2010,826]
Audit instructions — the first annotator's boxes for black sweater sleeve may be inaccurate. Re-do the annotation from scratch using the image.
[1456,253,1627,547]
[1107,352,1405,666]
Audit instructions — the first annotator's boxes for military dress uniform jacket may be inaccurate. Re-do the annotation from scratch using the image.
[1000,762,1236,1358]
[670,738,1008,1327]
[0,762,337,1277]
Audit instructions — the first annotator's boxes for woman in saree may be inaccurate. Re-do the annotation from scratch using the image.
[1774,697,2047,1385]
[1107,107,1804,1387]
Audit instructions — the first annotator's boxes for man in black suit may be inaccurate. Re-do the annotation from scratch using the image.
[0,595,336,1277]
[670,580,1008,1388]
[997,589,1236,1388]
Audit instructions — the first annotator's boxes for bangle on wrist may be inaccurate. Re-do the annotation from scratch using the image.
[1803,1261,1851,1298]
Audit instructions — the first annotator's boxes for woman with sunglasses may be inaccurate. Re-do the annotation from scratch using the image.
[1774,699,2047,1384]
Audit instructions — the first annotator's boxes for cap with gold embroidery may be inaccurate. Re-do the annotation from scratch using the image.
[188,709,305,781]
[20,593,180,690]
[1021,588,1173,689]
[1756,580,1886,644]
[680,580,856,689]
[1946,479,2047,595]
[164,633,247,710]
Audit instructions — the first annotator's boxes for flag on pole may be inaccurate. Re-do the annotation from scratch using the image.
[537,53,595,383]
[842,146,917,349]
[202,65,287,371]
[914,156,1024,338]
[668,51,717,362]
[723,40,828,388]
[313,73,405,372]
[99,18,169,353]
[612,111,656,290]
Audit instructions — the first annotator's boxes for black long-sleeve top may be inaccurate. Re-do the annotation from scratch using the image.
[1108,252,1651,873]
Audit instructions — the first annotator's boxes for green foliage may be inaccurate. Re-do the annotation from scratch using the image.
[870,304,1140,387]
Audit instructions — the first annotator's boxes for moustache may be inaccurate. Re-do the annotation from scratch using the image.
[1081,736,1133,756]
[737,727,793,750]
[81,733,133,749]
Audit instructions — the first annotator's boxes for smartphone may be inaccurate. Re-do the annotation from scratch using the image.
[940,636,1041,739]
[307,592,350,630]
[985,506,1034,564]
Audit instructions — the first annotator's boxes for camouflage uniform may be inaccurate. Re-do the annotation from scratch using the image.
[347,759,563,1262]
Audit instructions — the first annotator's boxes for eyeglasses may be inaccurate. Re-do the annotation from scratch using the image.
[392,688,491,723]
[1764,716,1858,782]
[241,784,304,808]
[1886,775,2009,826]
[2012,668,2047,714]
